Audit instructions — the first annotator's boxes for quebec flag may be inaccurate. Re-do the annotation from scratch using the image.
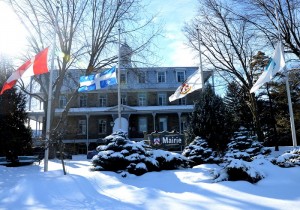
[78,66,117,92]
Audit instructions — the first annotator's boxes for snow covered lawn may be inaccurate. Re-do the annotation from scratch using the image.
[0,147,300,210]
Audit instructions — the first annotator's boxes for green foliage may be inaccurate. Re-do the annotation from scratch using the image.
[182,136,221,167]
[224,81,253,130]
[186,84,234,151]
[224,127,271,162]
[0,88,32,156]
[92,132,190,176]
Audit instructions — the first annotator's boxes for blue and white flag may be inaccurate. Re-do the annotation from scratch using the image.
[250,42,286,93]
[78,66,117,92]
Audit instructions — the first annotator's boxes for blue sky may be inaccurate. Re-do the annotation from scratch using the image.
[147,0,199,67]
[0,1,199,67]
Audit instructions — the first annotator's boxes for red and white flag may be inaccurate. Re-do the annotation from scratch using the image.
[0,47,49,95]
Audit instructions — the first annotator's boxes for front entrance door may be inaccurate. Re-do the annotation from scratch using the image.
[159,117,167,131]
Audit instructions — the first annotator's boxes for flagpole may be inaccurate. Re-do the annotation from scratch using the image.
[196,26,204,92]
[275,7,297,147]
[285,72,297,147]
[44,1,59,172]
[117,26,122,130]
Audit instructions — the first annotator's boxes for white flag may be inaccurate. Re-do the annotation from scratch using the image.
[250,42,285,93]
[169,69,203,102]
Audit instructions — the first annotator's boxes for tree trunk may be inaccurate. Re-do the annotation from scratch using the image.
[249,92,264,141]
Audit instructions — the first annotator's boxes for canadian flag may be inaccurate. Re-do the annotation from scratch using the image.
[0,47,49,95]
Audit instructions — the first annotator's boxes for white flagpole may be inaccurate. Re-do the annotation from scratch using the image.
[275,7,297,147]
[196,26,204,92]
[285,72,297,147]
[44,1,59,172]
[117,26,122,130]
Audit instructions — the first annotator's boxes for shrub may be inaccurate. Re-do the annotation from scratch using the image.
[272,148,300,167]
[214,159,265,183]
[91,131,189,176]
[224,127,271,161]
[182,136,221,166]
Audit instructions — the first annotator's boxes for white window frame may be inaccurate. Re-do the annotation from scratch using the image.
[138,93,147,106]
[138,117,147,133]
[78,120,86,135]
[159,117,167,131]
[121,93,127,105]
[120,72,127,84]
[176,71,185,83]
[178,97,186,105]
[99,94,107,107]
[157,71,166,83]
[98,119,107,134]
[181,116,187,131]
[138,71,146,83]
[79,95,87,107]
[158,93,167,106]
[59,95,67,108]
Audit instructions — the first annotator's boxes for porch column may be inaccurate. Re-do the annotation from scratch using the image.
[86,113,90,153]
[152,112,156,132]
[178,112,182,133]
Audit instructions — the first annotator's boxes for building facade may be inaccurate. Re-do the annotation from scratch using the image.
[28,66,212,153]
[28,44,212,153]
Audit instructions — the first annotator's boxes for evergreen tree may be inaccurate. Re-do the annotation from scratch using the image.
[186,84,234,151]
[268,71,300,146]
[224,81,253,131]
[0,60,32,157]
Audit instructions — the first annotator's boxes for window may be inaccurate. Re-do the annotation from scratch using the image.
[98,119,107,134]
[99,94,107,107]
[157,71,166,83]
[121,93,127,105]
[178,97,186,105]
[158,93,167,106]
[120,72,127,84]
[138,93,147,106]
[138,117,147,133]
[138,72,146,83]
[159,117,167,131]
[176,71,185,83]
[79,95,87,107]
[59,95,67,108]
[78,120,86,135]
[181,116,188,131]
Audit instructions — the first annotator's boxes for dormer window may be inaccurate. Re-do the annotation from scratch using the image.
[176,71,185,83]
[157,71,166,83]
[138,71,146,83]
[120,72,127,84]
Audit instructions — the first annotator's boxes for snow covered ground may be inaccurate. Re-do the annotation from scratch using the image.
[0,146,299,210]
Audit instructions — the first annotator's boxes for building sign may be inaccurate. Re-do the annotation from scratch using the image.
[146,131,185,150]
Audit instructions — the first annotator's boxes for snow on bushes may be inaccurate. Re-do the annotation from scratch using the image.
[91,131,189,176]
[214,159,266,183]
[272,148,300,167]
[224,128,271,161]
[182,136,221,166]
[213,128,271,183]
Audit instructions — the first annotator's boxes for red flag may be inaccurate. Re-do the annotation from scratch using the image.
[0,47,49,95]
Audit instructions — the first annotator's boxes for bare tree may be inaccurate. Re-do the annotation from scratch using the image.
[5,0,160,141]
[183,0,264,139]
[234,0,300,58]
